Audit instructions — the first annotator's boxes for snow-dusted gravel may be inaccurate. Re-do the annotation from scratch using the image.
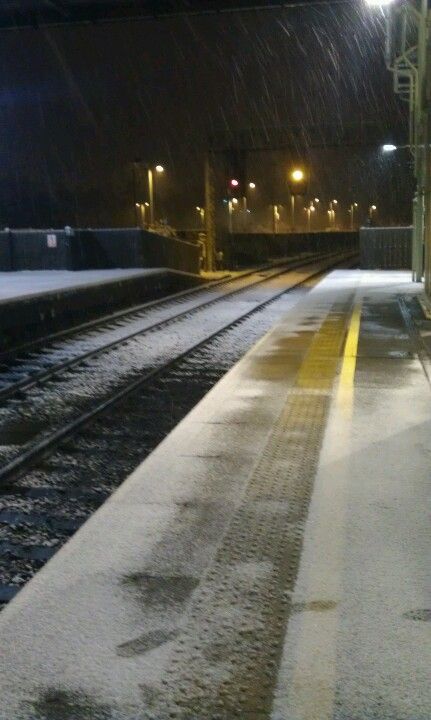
[0,272,321,605]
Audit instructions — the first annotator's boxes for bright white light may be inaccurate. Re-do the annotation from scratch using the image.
[155,165,164,173]
[364,0,394,6]
[382,144,397,153]
[291,169,304,182]
[232,198,239,205]
[248,182,256,189]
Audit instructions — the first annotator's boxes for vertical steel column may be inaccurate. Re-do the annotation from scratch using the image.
[412,192,424,281]
[413,1,428,283]
[423,5,431,293]
[204,154,216,272]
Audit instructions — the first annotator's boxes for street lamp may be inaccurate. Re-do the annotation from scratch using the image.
[196,206,205,226]
[305,204,315,232]
[291,169,304,182]
[228,198,238,233]
[288,168,306,229]
[147,164,164,226]
[272,204,280,234]
[241,182,256,219]
[313,198,320,229]
[329,199,338,228]
[134,161,165,228]
[369,204,377,221]
[349,202,358,230]
[135,201,150,228]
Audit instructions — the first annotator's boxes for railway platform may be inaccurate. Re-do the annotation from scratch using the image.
[0,267,202,349]
[0,269,429,719]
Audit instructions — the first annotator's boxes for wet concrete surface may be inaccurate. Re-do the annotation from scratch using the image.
[0,270,429,720]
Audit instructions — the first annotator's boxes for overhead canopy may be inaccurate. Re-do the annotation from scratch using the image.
[0,0,350,30]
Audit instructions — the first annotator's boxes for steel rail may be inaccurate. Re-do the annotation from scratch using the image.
[0,259,288,363]
[0,252,341,403]
[0,252,355,486]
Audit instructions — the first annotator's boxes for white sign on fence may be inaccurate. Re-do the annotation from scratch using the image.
[47,233,57,248]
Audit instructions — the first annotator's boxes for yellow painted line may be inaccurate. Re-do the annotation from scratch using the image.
[337,300,362,414]
[272,297,363,720]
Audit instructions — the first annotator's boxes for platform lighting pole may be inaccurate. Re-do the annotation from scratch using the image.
[305,206,311,232]
[329,199,337,228]
[349,202,358,230]
[314,198,320,229]
[147,165,164,227]
[291,195,295,229]
[273,204,280,234]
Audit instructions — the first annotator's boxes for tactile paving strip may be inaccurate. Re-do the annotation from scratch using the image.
[149,300,352,720]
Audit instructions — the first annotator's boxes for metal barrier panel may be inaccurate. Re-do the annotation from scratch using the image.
[222,231,358,268]
[5,230,72,270]
[360,227,412,269]
[0,228,201,275]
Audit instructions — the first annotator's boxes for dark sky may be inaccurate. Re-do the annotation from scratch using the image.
[0,2,412,230]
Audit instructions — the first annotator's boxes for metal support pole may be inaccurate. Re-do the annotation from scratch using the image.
[423,7,431,292]
[148,168,154,227]
[412,192,424,281]
[204,154,216,272]
[133,163,139,226]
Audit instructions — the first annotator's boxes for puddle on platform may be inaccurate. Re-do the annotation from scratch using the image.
[403,608,431,622]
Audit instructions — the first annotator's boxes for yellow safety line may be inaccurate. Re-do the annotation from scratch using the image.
[338,300,362,411]
[275,298,362,720]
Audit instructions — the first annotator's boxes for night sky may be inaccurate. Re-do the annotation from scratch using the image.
[0,2,413,230]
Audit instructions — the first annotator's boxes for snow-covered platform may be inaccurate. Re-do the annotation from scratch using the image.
[0,268,166,303]
[0,268,200,349]
[0,270,429,719]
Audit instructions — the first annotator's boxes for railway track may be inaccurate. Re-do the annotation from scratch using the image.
[0,253,354,605]
[0,252,331,404]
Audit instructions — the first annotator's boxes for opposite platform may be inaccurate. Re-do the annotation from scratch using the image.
[0,268,201,349]
[0,270,429,719]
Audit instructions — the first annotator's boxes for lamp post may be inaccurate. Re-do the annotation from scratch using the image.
[349,202,358,230]
[148,164,164,227]
[133,160,164,228]
[288,168,306,230]
[240,182,256,228]
[272,204,280,234]
[369,204,377,221]
[305,205,314,232]
[196,206,205,227]
[244,181,256,213]
[228,200,233,233]
[228,197,238,233]
[314,198,320,229]
[329,199,337,228]
[135,201,150,228]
